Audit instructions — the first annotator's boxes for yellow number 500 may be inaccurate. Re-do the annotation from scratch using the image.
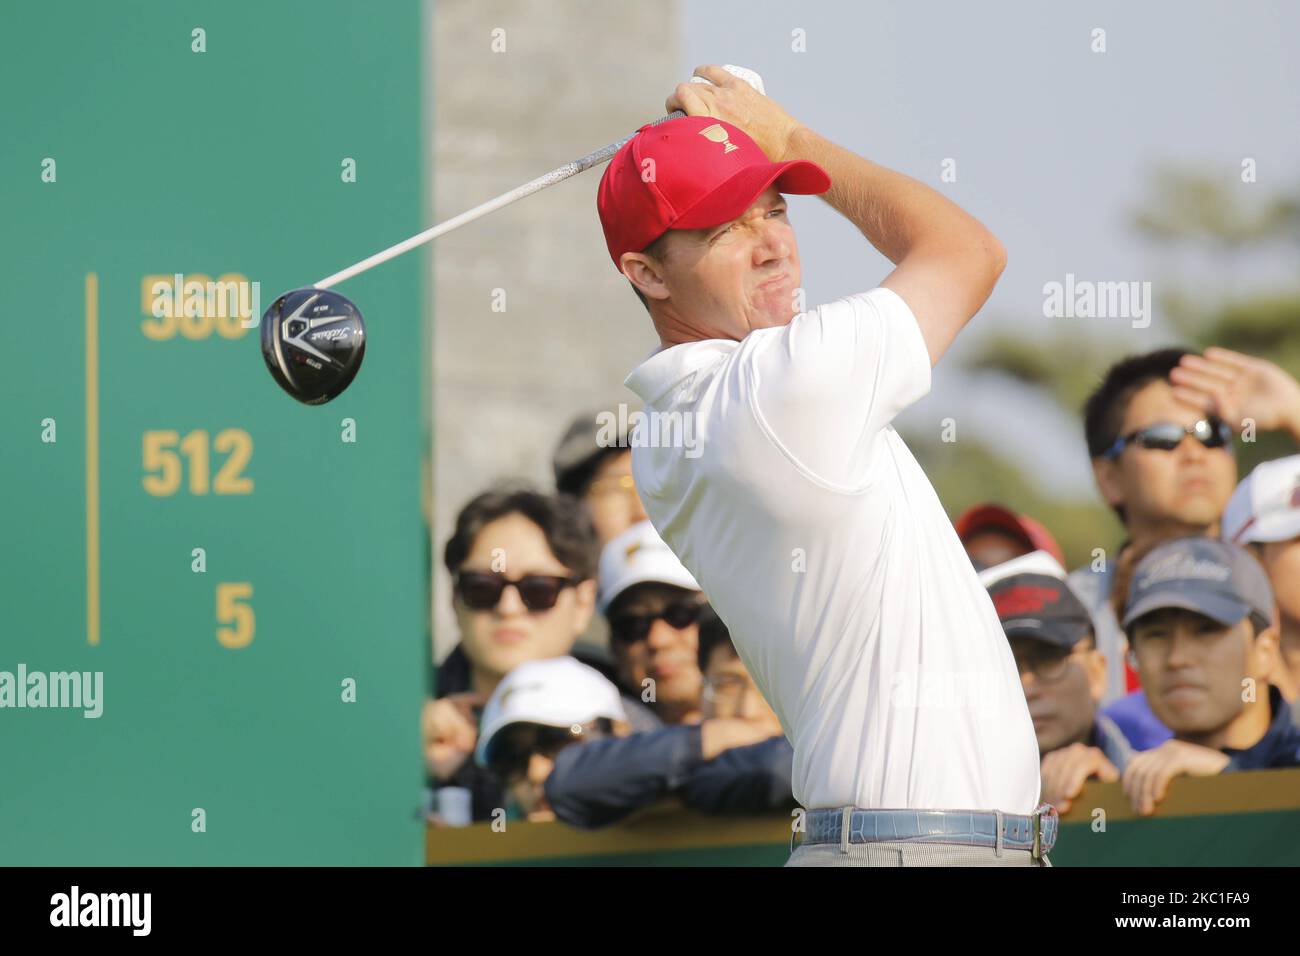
[142,429,253,496]
[217,583,254,648]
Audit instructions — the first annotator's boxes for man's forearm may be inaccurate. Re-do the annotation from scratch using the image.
[781,125,996,265]
[779,124,1004,365]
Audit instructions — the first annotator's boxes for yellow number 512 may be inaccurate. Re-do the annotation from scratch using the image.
[142,429,253,496]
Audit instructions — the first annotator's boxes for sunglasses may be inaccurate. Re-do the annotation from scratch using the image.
[608,601,704,645]
[1101,417,1233,460]
[453,571,582,613]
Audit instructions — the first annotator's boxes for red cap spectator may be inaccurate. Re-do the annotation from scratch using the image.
[955,503,1066,569]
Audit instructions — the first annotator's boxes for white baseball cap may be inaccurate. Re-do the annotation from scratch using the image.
[977,549,1069,589]
[1223,455,1300,545]
[597,520,700,613]
[475,657,626,768]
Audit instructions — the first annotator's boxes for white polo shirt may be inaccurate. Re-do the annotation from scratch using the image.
[625,287,1041,813]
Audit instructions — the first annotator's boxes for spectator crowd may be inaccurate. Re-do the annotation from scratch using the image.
[423,344,1300,831]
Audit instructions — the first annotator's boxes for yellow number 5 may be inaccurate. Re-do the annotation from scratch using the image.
[217,583,254,648]
[142,431,181,495]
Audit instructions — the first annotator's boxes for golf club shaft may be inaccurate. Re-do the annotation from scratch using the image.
[314,109,687,289]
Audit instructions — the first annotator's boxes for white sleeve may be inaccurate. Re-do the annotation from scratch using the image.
[746,286,932,489]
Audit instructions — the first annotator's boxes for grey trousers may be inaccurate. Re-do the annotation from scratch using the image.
[786,841,1053,867]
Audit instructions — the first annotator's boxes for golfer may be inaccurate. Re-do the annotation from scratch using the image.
[595,66,1055,866]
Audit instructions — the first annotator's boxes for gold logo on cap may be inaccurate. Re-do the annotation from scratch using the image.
[699,124,740,154]
[500,681,543,708]
[625,541,643,560]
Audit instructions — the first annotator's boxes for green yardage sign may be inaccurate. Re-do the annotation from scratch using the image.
[0,1,427,865]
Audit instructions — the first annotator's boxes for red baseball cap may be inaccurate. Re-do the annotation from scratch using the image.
[596,115,830,272]
[954,503,1066,567]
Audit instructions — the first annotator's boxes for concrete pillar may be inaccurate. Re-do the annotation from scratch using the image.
[429,0,680,658]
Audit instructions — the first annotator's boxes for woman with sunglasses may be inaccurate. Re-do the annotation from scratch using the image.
[425,488,601,823]
[442,488,601,692]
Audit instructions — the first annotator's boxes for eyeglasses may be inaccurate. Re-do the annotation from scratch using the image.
[586,473,638,499]
[608,601,704,645]
[453,571,582,613]
[702,673,752,710]
[1012,648,1083,684]
[1101,417,1233,460]
[487,721,607,779]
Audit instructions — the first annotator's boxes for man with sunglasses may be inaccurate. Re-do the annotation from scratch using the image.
[1107,537,1300,817]
[1073,347,1300,741]
[598,67,1054,867]
[981,552,1133,816]
[598,520,709,726]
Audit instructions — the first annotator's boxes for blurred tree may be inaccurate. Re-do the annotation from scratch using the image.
[1132,167,1297,247]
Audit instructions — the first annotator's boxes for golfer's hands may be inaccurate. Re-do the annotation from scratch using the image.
[1039,743,1120,815]
[1121,739,1230,817]
[666,64,804,163]
[1171,347,1300,441]
[422,692,485,782]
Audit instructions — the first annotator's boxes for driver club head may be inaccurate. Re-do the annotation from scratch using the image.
[260,287,366,405]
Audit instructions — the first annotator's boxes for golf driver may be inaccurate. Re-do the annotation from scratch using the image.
[260,288,367,406]
[260,65,765,404]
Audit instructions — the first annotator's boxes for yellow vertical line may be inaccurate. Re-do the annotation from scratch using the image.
[86,273,100,646]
